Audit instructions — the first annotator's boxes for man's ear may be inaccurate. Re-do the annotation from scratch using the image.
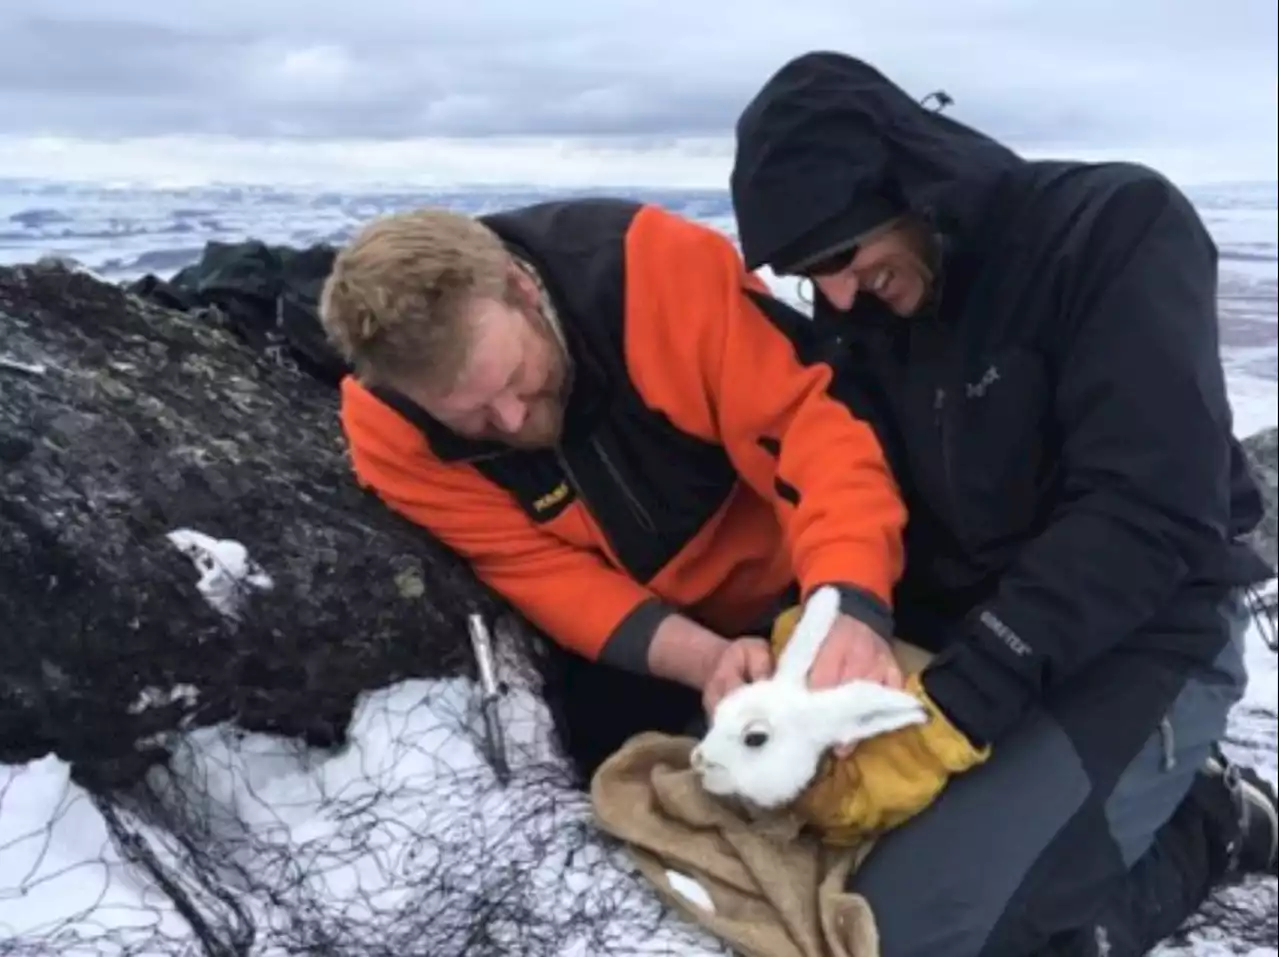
[507,260,540,308]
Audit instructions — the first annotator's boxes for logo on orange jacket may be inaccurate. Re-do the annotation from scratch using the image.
[533,482,571,514]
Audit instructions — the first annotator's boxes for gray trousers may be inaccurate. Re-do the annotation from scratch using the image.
[847,589,1251,957]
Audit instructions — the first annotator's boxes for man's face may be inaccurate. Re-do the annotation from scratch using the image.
[411,270,569,450]
[803,221,934,317]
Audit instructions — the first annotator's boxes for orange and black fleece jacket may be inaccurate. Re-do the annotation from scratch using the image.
[338,198,907,674]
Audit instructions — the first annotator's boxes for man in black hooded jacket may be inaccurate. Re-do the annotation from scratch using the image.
[729,50,1278,957]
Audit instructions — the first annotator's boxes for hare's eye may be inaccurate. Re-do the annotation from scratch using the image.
[743,730,769,749]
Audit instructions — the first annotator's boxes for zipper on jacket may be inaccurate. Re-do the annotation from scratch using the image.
[457,447,517,465]
[555,440,657,574]
[589,436,657,533]
[555,442,656,536]
[934,386,956,496]
[933,382,972,545]
[555,447,591,513]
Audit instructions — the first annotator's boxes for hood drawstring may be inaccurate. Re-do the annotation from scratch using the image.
[795,277,814,308]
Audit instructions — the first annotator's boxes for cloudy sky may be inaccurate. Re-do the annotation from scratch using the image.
[0,0,1275,187]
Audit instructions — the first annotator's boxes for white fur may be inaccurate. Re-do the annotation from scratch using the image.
[690,586,927,809]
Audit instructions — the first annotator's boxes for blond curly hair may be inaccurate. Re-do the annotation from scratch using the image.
[319,208,512,389]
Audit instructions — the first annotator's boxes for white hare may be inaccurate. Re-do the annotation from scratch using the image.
[690,585,928,810]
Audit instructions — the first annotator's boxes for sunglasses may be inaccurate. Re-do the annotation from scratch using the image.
[780,240,861,279]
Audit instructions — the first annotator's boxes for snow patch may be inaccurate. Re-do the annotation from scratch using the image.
[127,683,200,715]
[666,870,716,914]
[165,528,275,619]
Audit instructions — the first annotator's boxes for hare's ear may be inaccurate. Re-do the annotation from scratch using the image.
[812,681,929,748]
[773,585,842,684]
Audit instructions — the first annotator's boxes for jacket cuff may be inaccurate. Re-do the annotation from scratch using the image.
[596,596,679,675]
[918,633,1037,749]
[811,582,894,640]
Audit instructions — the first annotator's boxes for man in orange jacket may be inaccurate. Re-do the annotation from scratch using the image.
[319,197,909,726]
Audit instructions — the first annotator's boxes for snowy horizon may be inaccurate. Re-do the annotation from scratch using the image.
[0,137,1276,194]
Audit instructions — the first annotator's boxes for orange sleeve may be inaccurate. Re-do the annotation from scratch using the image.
[622,205,907,632]
[337,377,672,667]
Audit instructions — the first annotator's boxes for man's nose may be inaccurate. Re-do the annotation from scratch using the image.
[690,745,706,771]
[813,273,860,311]
[489,394,528,434]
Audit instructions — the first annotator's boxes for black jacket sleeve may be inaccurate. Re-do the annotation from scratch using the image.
[921,174,1239,747]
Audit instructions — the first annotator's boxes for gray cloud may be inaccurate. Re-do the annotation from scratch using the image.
[0,0,1275,163]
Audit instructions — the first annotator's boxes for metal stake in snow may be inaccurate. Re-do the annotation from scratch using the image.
[467,612,511,785]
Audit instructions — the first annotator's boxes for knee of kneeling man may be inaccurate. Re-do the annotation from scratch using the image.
[849,868,1010,957]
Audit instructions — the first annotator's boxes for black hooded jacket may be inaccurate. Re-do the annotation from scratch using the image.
[732,51,1274,748]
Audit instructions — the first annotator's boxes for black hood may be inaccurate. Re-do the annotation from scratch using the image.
[731,51,1024,272]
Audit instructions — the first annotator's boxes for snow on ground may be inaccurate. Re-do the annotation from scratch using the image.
[0,635,728,955]
[0,179,1275,954]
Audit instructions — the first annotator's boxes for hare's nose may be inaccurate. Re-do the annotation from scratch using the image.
[690,746,706,771]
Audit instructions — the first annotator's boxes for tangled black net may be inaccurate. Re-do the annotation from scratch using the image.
[0,515,720,955]
[0,626,722,957]
[1,259,1276,956]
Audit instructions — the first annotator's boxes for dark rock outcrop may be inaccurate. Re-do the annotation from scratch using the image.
[0,257,702,797]
[0,259,508,790]
[1241,426,1278,571]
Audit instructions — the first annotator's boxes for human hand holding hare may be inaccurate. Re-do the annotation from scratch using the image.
[701,636,774,717]
[699,597,901,721]
[779,603,904,758]
[690,586,990,842]
[805,612,903,691]
[691,587,928,809]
